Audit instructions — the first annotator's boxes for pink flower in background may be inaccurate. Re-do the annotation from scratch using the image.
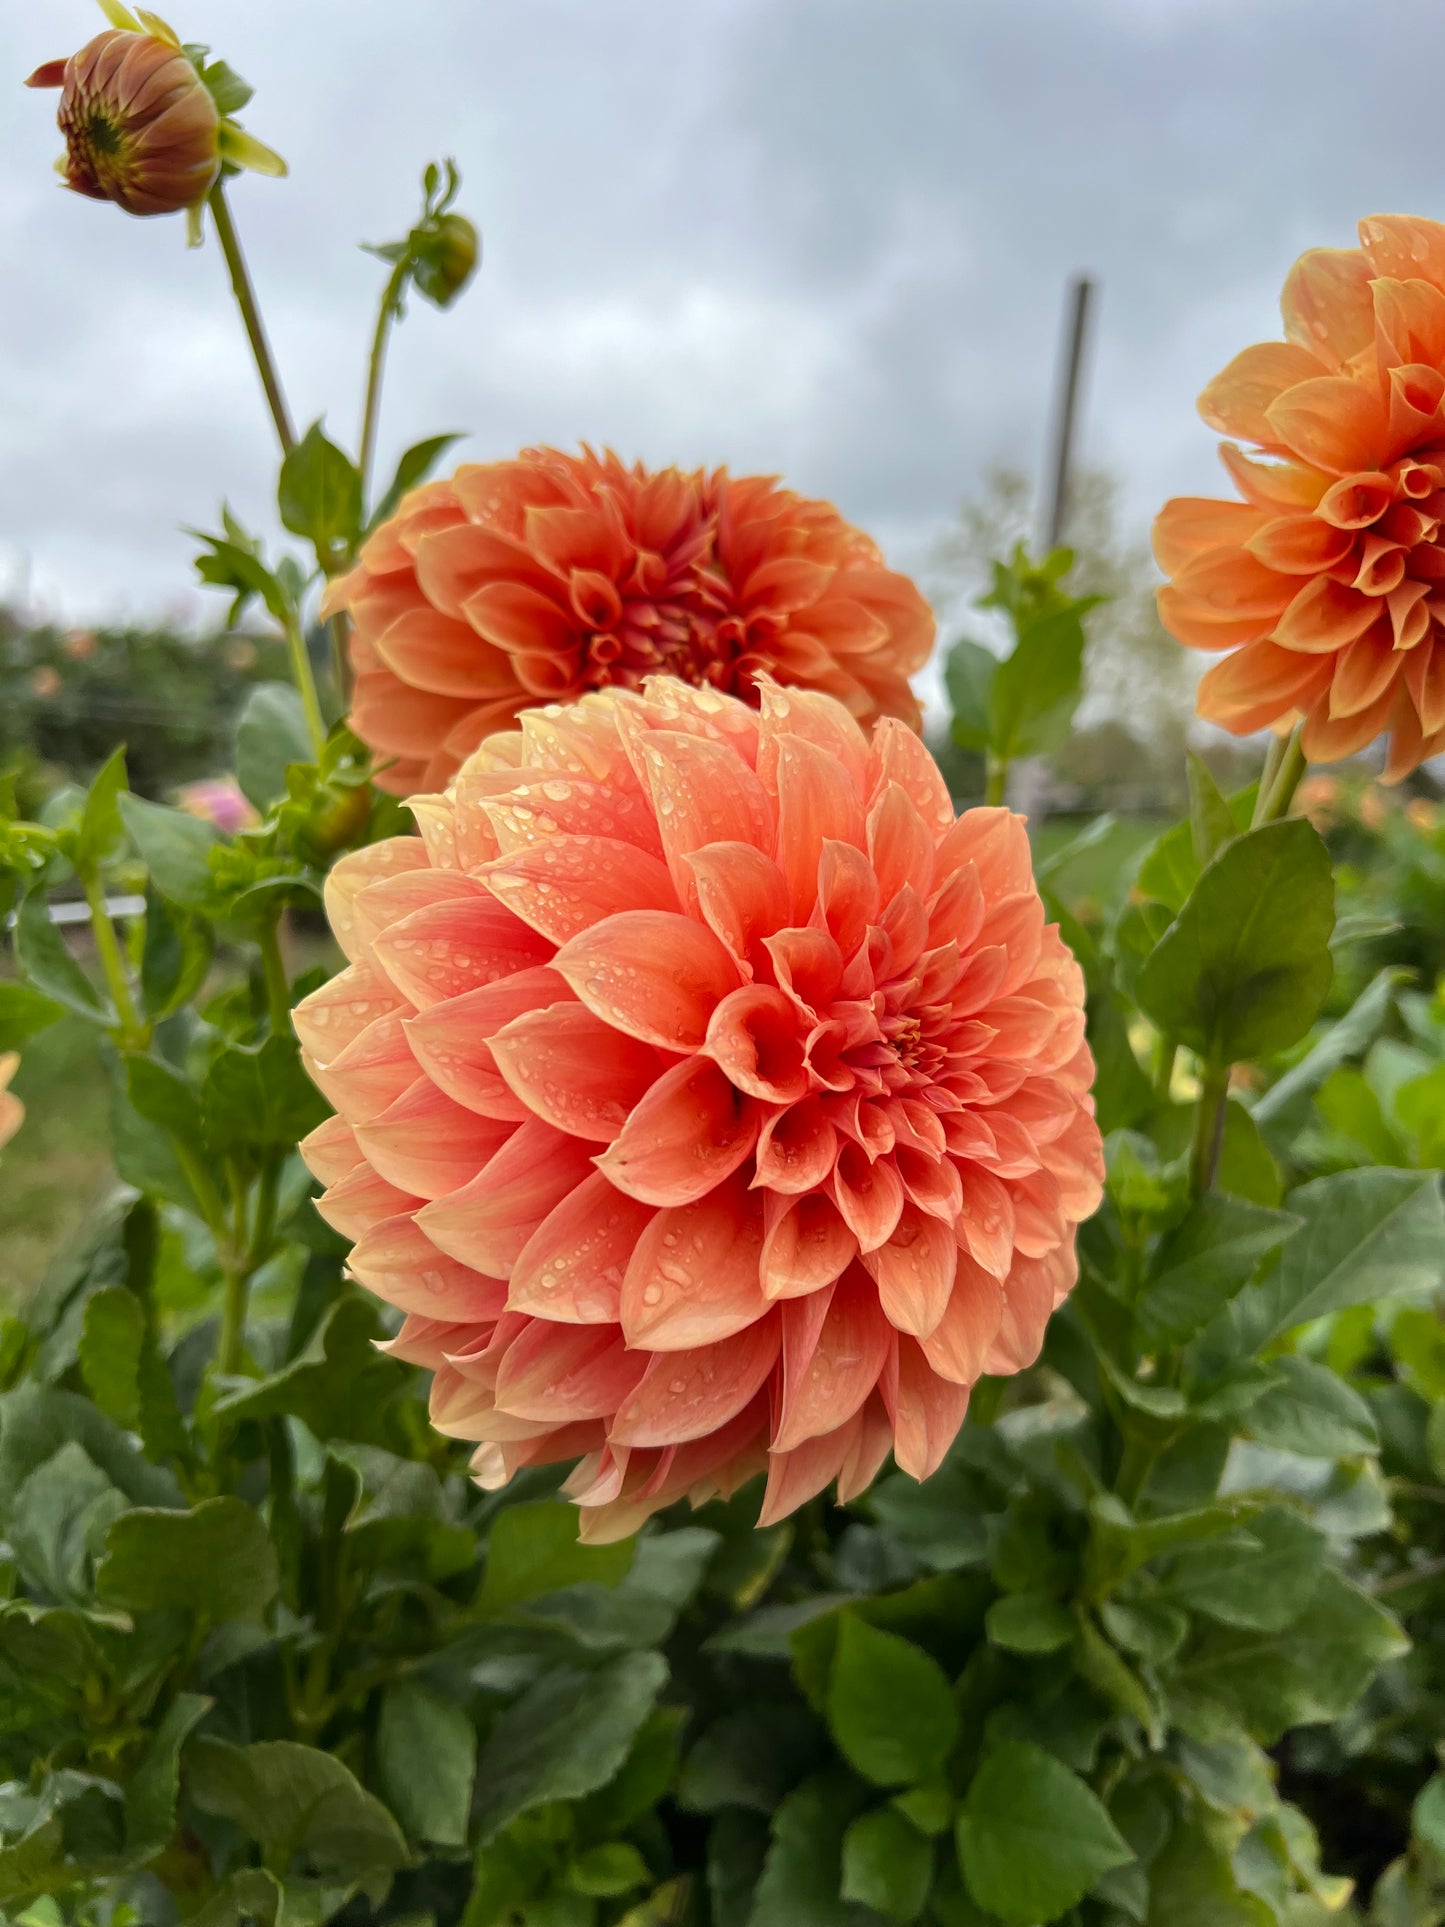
[295,677,1102,1539]
[175,777,258,835]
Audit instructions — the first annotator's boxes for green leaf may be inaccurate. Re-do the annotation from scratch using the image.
[186,1737,407,1882]
[946,639,997,753]
[472,1652,667,1844]
[1187,753,1237,868]
[118,794,220,910]
[369,433,465,531]
[866,1466,990,1572]
[0,1381,181,1512]
[236,682,316,810]
[577,1703,686,1837]
[989,606,1088,760]
[1175,1570,1407,1743]
[14,893,108,1022]
[677,1703,823,1815]
[1135,820,1200,918]
[279,421,363,553]
[377,1679,475,1847]
[826,1613,959,1788]
[1243,1354,1379,1457]
[202,1035,329,1154]
[985,1594,1074,1654]
[1234,1168,1445,1353]
[198,56,253,114]
[480,1500,634,1612]
[1164,1505,1326,1632]
[1137,820,1335,1068]
[568,1843,648,1898]
[841,1805,932,1922]
[0,982,65,1051]
[96,1497,279,1625]
[77,1286,186,1465]
[1252,966,1405,1141]
[7,1444,128,1605]
[956,1741,1132,1924]
[1136,1194,1300,1345]
[211,1296,408,1444]
[139,888,214,1021]
[75,747,129,874]
[1413,1774,1445,1862]
[125,1052,204,1140]
[749,1772,879,1927]
[124,1692,209,1864]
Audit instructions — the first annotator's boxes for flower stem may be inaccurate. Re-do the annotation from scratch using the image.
[984,754,1008,808]
[217,1262,250,1377]
[1190,1060,1231,1196]
[283,610,328,758]
[1253,723,1307,826]
[358,265,406,509]
[1151,1033,1177,1104]
[85,876,146,1048]
[258,916,291,1036]
[209,181,295,456]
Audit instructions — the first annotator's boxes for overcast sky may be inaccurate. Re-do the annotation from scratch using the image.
[4,0,1444,636]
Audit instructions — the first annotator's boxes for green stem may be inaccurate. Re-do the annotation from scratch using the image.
[1150,1034,1177,1104]
[984,754,1009,808]
[328,613,353,710]
[358,266,406,509]
[283,610,327,758]
[174,1140,229,1237]
[246,1157,282,1272]
[1115,1436,1161,1510]
[258,916,291,1036]
[217,1262,250,1377]
[1254,723,1307,826]
[208,182,295,455]
[84,875,146,1047]
[1190,1061,1231,1197]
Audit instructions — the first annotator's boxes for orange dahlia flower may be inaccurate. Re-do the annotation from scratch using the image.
[1155,215,1445,779]
[295,676,1101,1539]
[321,447,935,795]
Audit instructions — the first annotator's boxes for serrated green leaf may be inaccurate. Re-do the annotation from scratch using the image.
[14,893,109,1023]
[826,1613,959,1788]
[279,421,363,553]
[236,682,315,811]
[1243,1354,1379,1458]
[480,1500,633,1612]
[0,982,65,1051]
[187,1737,407,1880]
[96,1498,279,1624]
[956,1740,1132,1924]
[1164,1505,1326,1632]
[841,1805,932,1922]
[377,1679,475,1847]
[1135,1194,1300,1345]
[118,794,220,910]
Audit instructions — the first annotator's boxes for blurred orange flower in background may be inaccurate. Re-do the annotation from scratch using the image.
[323,447,935,795]
[0,1056,24,1153]
[294,677,1101,1538]
[1154,214,1445,779]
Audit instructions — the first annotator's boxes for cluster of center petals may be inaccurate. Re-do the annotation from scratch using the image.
[295,677,1102,1540]
[1155,213,1445,780]
[320,446,935,796]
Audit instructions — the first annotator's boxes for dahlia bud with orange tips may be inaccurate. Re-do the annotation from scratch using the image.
[294,676,1102,1540]
[26,0,285,240]
[322,446,937,796]
[1154,213,1445,781]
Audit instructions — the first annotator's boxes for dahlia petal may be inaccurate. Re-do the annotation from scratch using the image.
[687,841,791,971]
[631,728,775,910]
[315,1163,420,1241]
[308,1012,418,1126]
[483,835,680,944]
[324,838,430,965]
[381,1313,472,1369]
[758,1418,863,1528]
[494,1323,645,1423]
[767,927,845,1015]
[373,604,517,699]
[835,1393,897,1504]
[1198,341,1328,442]
[300,1114,363,1188]
[405,968,575,1120]
[1264,376,1389,476]
[1373,277,1445,374]
[350,673,476,762]
[357,1079,513,1200]
[372,895,552,1010]
[756,679,872,798]
[1170,548,1296,621]
[523,503,630,580]
[462,580,578,658]
[704,984,809,1102]
[484,776,666,861]
[416,1118,596,1276]
[1274,576,1384,653]
[754,1097,839,1194]
[861,1204,960,1341]
[490,1004,662,1142]
[620,1174,768,1349]
[774,1271,891,1453]
[1404,639,1445,735]
[760,1191,857,1300]
[1302,682,1399,762]
[868,784,935,907]
[1152,497,1272,574]
[934,808,1032,902]
[508,1171,655,1324]
[292,961,406,1064]
[1156,587,1271,653]
[1385,363,1445,459]
[885,1339,969,1481]
[1315,472,1396,530]
[352,865,486,960]
[895,1143,963,1223]
[775,737,867,918]
[1244,515,1354,574]
[743,554,836,613]
[1329,626,1402,719]
[554,909,741,1052]
[596,1056,762,1207]
[610,1318,782,1447]
[870,717,955,834]
[986,1251,1067,1374]
[1359,215,1445,290]
[1219,444,1330,510]
[1280,246,1375,369]
[831,1140,905,1252]
[955,1165,1016,1280]
[1196,641,1333,734]
[928,862,986,951]
[349,1214,509,1323]
[815,840,882,958]
[920,1252,1005,1385]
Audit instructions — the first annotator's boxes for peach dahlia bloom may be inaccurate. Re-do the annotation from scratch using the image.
[1155,215,1445,779]
[295,676,1101,1539]
[322,447,935,795]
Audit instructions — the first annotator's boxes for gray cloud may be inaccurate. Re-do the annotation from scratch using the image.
[3,0,1444,628]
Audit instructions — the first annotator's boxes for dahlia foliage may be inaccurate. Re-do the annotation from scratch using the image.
[297,678,1102,1537]
[322,446,936,794]
[1156,212,1445,779]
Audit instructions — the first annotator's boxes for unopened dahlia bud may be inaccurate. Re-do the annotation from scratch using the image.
[26,3,285,234]
[413,212,480,310]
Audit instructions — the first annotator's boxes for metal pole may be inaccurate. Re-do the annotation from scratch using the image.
[1041,275,1095,552]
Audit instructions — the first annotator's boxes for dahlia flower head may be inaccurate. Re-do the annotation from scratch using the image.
[322,446,935,795]
[1155,214,1445,780]
[295,677,1102,1540]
